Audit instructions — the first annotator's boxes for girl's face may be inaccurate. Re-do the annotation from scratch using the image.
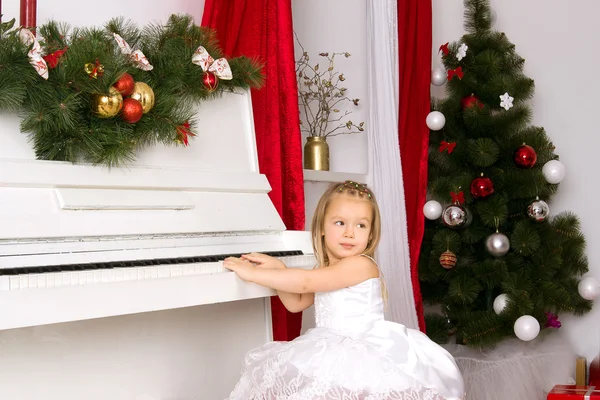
[322,195,373,265]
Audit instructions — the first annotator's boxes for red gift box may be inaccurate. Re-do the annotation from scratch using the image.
[590,355,600,386]
[547,385,600,399]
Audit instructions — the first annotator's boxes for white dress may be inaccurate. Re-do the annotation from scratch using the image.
[227,273,465,400]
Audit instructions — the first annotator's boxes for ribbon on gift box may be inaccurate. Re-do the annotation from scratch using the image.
[549,385,600,399]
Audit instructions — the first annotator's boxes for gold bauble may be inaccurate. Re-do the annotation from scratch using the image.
[439,250,457,269]
[92,87,123,118]
[129,82,155,114]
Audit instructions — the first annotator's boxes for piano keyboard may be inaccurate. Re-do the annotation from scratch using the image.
[0,251,315,291]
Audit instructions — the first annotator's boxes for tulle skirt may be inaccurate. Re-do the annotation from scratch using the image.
[227,321,464,400]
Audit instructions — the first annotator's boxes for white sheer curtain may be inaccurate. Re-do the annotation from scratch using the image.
[366,1,419,329]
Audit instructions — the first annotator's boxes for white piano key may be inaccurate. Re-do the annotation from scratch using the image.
[37,274,47,288]
[10,277,19,290]
[123,269,132,281]
[19,275,28,290]
[10,276,20,290]
[78,271,86,285]
[29,274,38,289]
[137,268,146,280]
[70,272,78,286]
[171,266,183,277]
[46,274,55,288]
[93,270,102,283]
[0,276,9,291]
[101,269,110,283]
[182,265,194,276]
[115,269,124,282]
[157,265,170,278]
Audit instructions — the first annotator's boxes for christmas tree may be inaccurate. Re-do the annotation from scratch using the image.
[419,0,598,348]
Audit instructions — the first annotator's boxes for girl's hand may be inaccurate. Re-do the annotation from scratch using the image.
[223,257,256,282]
[241,253,286,269]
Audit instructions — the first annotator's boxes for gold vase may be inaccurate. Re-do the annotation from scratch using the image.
[304,136,329,171]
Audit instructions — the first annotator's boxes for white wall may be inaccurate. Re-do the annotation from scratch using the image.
[292,0,368,175]
[2,0,204,28]
[432,0,600,362]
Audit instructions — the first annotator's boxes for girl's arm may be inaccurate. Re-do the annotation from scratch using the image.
[224,254,378,294]
[241,253,314,313]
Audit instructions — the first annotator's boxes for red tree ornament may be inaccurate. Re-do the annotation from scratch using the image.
[514,144,537,168]
[470,174,494,199]
[121,98,144,124]
[461,94,484,109]
[113,73,135,96]
[202,71,219,92]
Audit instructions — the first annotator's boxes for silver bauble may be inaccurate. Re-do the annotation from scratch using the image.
[527,199,550,222]
[486,232,510,257]
[431,67,446,86]
[442,204,467,229]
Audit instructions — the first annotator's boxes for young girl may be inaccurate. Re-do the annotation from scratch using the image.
[224,181,465,400]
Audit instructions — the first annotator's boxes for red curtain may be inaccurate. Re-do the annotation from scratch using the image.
[202,0,306,341]
[397,0,432,332]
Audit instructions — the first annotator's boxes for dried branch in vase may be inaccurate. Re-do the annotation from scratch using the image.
[295,34,364,138]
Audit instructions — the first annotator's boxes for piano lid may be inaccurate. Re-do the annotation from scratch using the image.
[0,89,287,241]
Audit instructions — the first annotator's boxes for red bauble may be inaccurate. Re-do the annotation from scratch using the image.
[461,94,484,109]
[121,98,144,124]
[202,71,219,92]
[113,73,135,97]
[470,175,494,199]
[514,144,537,168]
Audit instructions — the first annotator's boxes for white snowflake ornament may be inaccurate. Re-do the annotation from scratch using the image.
[499,92,514,110]
[457,43,468,61]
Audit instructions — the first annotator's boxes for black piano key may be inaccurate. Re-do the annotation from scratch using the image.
[0,250,305,275]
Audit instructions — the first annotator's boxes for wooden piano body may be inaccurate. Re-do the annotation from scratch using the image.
[0,89,313,400]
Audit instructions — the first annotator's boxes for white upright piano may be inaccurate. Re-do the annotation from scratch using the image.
[0,89,313,400]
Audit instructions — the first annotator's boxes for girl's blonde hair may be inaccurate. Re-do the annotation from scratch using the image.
[310,181,388,301]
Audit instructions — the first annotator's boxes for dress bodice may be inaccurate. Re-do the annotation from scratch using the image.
[314,278,385,334]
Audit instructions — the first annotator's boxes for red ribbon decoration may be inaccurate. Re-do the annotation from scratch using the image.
[43,47,68,69]
[450,191,464,205]
[176,121,196,146]
[447,66,464,81]
[439,140,456,154]
[439,42,449,55]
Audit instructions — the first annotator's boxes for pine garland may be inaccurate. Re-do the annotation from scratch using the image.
[0,14,263,166]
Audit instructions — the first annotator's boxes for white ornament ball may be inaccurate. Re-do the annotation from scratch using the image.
[493,293,508,315]
[426,111,446,131]
[431,67,447,86]
[542,160,566,184]
[423,200,443,220]
[513,315,540,342]
[578,276,600,301]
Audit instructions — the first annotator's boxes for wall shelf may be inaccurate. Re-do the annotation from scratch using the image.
[303,169,368,184]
